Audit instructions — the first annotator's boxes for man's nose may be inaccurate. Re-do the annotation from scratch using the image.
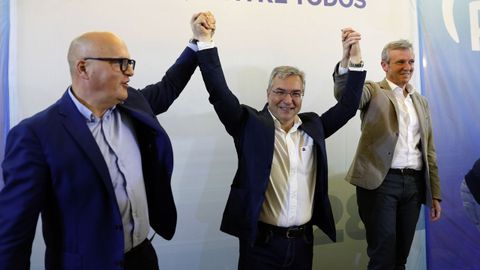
[282,93,293,103]
[123,65,134,76]
[403,62,414,69]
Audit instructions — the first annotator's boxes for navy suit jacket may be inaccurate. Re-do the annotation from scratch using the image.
[0,48,197,270]
[465,158,480,204]
[197,48,366,243]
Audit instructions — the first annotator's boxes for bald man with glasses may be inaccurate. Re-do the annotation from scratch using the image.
[0,13,214,270]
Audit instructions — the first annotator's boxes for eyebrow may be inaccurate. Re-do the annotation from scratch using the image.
[274,87,302,92]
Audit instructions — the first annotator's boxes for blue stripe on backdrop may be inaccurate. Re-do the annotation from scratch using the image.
[418,1,480,269]
[0,0,10,190]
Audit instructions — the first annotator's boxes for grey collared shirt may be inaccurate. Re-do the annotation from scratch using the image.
[68,88,149,253]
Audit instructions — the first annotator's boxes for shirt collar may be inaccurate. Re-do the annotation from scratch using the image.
[68,87,116,122]
[268,109,302,133]
[385,79,415,96]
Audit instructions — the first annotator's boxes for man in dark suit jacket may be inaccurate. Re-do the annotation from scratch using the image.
[0,14,214,270]
[333,29,442,270]
[192,17,366,269]
[461,158,480,231]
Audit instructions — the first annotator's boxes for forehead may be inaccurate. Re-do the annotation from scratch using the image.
[97,43,129,58]
[388,48,414,61]
[86,35,130,57]
[271,75,303,89]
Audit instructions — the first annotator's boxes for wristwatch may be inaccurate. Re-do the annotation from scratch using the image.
[349,60,364,68]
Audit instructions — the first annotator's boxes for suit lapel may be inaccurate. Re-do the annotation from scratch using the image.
[411,94,427,140]
[259,104,275,130]
[380,80,428,144]
[118,102,174,173]
[379,79,401,114]
[118,103,162,133]
[299,118,321,143]
[57,91,116,198]
[259,104,277,161]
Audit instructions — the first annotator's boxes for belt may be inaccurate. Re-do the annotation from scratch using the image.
[389,168,422,176]
[258,221,308,239]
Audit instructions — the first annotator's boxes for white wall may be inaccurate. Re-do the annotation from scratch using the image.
[11,0,424,269]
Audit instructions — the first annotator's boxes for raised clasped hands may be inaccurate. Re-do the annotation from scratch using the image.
[341,27,362,68]
[191,11,216,42]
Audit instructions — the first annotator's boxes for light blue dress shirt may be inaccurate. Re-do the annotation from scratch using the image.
[68,88,149,252]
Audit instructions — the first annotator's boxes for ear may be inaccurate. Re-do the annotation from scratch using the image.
[380,61,389,72]
[76,60,89,80]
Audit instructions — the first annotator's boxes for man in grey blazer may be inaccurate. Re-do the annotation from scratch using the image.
[333,29,442,270]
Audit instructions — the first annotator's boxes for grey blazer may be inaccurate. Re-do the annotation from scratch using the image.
[333,64,441,206]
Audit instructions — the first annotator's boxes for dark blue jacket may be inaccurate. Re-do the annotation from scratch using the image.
[197,48,366,242]
[465,158,480,204]
[0,48,197,270]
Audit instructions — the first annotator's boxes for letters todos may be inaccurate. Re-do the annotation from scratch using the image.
[236,0,367,9]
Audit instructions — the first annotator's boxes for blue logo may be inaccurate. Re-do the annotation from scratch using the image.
[442,0,480,51]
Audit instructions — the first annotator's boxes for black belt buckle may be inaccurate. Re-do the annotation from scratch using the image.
[286,226,304,238]
[390,168,420,176]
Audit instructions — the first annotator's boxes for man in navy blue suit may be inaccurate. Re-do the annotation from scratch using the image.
[0,13,214,270]
[192,14,367,270]
[461,158,480,231]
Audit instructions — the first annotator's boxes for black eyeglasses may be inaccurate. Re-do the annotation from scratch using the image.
[271,89,304,100]
[84,57,136,72]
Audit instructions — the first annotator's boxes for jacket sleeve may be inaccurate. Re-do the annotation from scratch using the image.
[333,62,372,110]
[140,47,198,115]
[0,123,47,270]
[197,48,245,136]
[424,100,441,200]
[320,65,366,138]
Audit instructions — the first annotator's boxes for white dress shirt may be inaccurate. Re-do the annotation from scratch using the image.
[259,112,317,227]
[386,80,423,170]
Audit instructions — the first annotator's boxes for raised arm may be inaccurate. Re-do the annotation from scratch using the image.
[194,12,246,136]
[139,12,216,115]
[321,28,366,138]
[333,28,371,110]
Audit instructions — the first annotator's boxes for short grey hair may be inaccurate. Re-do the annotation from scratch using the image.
[381,39,414,63]
[267,66,305,91]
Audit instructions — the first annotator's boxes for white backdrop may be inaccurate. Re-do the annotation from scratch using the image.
[9,0,424,269]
